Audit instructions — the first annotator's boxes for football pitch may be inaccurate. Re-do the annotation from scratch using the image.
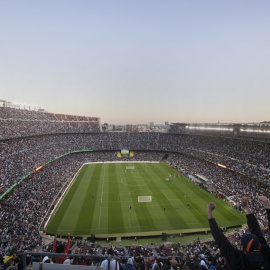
[45,162,246,237]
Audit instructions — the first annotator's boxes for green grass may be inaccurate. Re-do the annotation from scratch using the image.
[45,162,246,237]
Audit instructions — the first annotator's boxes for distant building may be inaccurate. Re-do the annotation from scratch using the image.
[137,124,148,132]
[102,123,109,131]
[126,125,134,132]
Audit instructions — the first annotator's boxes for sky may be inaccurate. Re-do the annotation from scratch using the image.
[0,1,270,124]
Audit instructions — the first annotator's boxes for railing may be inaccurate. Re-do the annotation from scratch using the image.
[23,252,129,270]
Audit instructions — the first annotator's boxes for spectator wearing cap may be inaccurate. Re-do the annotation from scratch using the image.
[207,196,270,270]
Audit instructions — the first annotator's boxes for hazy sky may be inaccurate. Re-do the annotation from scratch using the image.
[1,1,270,124]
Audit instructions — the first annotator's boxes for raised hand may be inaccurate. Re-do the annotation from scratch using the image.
[207,202,216,212]
[207,202,216,219]
[240,197,249,207]
[258,196,270,209]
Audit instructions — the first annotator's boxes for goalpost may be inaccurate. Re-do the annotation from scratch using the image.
[138,196,152,202]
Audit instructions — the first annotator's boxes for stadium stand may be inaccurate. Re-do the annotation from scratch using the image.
[0,107,101,139]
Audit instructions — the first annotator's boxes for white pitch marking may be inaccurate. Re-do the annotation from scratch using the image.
[98,206,102,229]
[101,166,106,203]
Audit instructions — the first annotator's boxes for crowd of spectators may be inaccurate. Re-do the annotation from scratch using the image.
[1,131,269,194]
[15,241,230,269]
[0,107,99,122]
[14,240,241,269]
[0,149,269,268]
[0,107,269,179]
[0,107,101,139]
[0,152,164,256]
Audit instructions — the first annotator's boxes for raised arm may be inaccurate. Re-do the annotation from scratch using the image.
[64,233,71,254]
[240,197,252,215]
[258,196,270,209]
[241,197,270,253]
[258,196,270,229]
[53,235,57,253]
[207,202,234,247]
[207,202,216,219]
[240,197,261,236]
[207,202,242,269]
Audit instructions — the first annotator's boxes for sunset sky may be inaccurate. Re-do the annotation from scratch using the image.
[1,0,270,124]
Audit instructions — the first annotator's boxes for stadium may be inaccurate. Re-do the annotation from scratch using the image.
[2,0,270,267]
[1,104,270,269]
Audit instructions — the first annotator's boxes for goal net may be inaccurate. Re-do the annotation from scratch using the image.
[138,196,152,202]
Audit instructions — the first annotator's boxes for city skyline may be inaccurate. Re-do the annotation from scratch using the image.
[1,1,270,124]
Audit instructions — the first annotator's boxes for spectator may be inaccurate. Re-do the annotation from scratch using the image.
[101,248,120,270]
[42,256,53,264]
[124,258,136,270]
[207,197,270,269]
[169,251,178,270]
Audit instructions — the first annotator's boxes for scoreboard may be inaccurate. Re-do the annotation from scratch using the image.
[121,149,129,155]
